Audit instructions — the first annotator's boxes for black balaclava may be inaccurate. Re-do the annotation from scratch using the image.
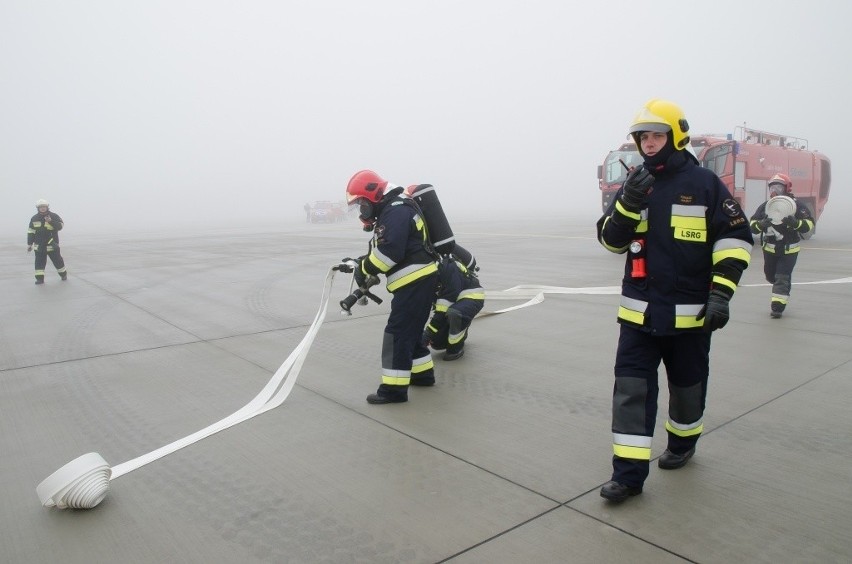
[639,132,676,169]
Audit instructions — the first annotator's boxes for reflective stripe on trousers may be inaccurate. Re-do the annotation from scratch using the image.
[380,273,438,387]
[610,325,710,486]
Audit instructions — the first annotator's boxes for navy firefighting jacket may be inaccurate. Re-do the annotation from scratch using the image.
[27,212,64,250]
[597,151,753,335]
[360,189,438,292]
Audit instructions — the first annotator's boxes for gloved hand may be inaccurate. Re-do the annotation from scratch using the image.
[696,289,730,332]
[27,244,32,253]
[354,263,367,288]
[781,215,800,230]
[757,218,773,231]
[619,165,654,210]
[335,258,355,273]
[354,255,372,288]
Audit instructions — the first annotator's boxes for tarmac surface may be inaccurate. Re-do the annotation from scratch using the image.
[2,215,851,563]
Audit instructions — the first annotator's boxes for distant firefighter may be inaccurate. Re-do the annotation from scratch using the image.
[27,199,68,285]
[748,173,814,318]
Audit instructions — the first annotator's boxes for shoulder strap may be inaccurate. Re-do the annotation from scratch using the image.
[399,195,440,259]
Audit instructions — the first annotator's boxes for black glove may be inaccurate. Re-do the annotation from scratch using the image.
[696,289,730,332]
[354,259,368,288]
[619,165,654,210]
[758,218,773,231]
[335,258,355,273]
[781,215,800,230]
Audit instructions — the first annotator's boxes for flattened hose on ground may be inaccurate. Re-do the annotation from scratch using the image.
[37,266,342,509]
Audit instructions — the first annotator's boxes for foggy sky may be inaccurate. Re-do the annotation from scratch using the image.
[1,0,850,239]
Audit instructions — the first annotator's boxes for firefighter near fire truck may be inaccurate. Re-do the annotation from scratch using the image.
[748,173,814,319]
[596,99,753,503]
[597,125,831,237]
[27,199,68,285]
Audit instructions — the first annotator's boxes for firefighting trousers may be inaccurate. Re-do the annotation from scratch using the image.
[34,249,66,280]
[763,251,798,312]
[425,298,484,353]
[377,273,438,397]
[610,325,711,487]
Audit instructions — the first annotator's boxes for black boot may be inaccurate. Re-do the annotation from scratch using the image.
[600,480,642,502]
[658,447,695,469]
[443,347,464,361]
[366,384,408,404]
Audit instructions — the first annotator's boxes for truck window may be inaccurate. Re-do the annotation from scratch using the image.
[701,144,732,176]
[820,158,831,199]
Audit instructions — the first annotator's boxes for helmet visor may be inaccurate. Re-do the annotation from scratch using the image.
[349,198,376,229]
[629,122,672,134]
[768,183,786,197]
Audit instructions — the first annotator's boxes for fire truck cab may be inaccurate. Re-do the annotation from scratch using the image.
[597,126,831,237]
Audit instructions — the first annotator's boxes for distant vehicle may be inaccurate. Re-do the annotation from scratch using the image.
[309,201,346,223]
[597,126,831,237]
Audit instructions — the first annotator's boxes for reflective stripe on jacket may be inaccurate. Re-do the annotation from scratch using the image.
[597,153,753,335]
[362,194,437,292]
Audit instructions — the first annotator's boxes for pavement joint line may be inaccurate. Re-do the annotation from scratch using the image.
[558,504,701,564]
[434,505,564,563]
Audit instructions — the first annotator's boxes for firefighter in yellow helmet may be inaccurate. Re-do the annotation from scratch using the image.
[748,173,814,318]
[596,99,753,502]
[27,199,68,284]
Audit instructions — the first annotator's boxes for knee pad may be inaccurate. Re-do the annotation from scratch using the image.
[773,273,791,295]
[669,382,705,424]
[447,309,464,334]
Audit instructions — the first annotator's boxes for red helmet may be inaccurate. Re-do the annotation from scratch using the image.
[768,173,793,195]
[346,170,388,205]
[346,170,389,231]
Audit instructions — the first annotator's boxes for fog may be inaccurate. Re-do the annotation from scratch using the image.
[1,0,850,240]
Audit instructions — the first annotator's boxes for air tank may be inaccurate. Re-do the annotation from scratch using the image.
[406,184,456,254]
[405,184,479,270]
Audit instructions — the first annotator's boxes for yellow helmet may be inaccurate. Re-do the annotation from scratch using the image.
[628,99,691,150]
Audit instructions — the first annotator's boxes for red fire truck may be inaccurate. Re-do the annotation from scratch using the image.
[597,126,831,236]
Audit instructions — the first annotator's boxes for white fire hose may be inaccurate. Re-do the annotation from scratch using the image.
[37,265,343,509]
[36,264,621,510]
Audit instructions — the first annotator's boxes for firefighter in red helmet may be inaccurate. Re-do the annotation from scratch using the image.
[748,173,814,318]
[345,170,439,404]
[596,99,753,502]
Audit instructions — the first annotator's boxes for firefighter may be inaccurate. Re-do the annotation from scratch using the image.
[27,199,68,285]
[595,99,753,502]
[748,173,814,319]
[346,170,439,404]
[423,255,485,361]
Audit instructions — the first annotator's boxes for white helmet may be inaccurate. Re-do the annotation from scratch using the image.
[36,199,50,208]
